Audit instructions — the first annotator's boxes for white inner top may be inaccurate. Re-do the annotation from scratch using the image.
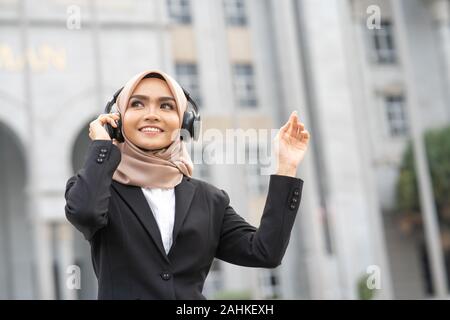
[141,187,176,255]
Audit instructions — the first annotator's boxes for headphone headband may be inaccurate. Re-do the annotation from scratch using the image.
[182,88,200,117]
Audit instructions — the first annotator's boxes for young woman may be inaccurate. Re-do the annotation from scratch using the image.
[65,69,310,300]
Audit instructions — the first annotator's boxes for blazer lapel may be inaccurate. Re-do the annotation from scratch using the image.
[112,181,169,263]
[171,176,197,249]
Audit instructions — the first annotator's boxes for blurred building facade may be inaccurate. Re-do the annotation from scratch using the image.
[0,0,449,299]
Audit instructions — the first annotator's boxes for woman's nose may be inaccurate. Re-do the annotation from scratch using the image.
[143,105,161,121]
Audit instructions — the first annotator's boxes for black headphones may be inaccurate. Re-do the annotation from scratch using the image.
[104,86,201,143]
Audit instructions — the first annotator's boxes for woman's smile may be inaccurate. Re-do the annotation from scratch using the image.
[139,125,165,136]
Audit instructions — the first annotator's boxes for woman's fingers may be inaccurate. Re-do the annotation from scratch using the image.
[280,112,293,134]
[290,112,306,138]
[285,111,297,136]
[296,121,305,137]
[300,129,310,142]
[98,113,118,127]
[292,114,300,135]
[88,113,121,141]
[280,111,309,142]
[106,117,117,128]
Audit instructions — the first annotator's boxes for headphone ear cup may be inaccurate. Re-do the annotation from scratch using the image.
[115,117,124,143]
[105,122,115,140]
[181,111,195,141]
[103,87,125,142]
[192,115,201,141]
[105,116,124,143]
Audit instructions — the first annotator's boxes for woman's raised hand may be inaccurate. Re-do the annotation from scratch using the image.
[274,111,311,177]
[89,113,120,141]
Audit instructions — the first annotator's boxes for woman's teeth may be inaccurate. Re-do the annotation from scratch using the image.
[141,127,162,132]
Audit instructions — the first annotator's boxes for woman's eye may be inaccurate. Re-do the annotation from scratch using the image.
[131,100,144,108]
[161,103,174,110]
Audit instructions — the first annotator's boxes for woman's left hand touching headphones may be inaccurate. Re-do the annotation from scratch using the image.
[274,111,311,177]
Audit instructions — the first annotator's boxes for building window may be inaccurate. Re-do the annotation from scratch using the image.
[369,21,397,64]
[233,64,257,108]
[223,0,247,26]
[245,144,268,195]
[384,94,409,137]
[167,0,192,24]
[175,63,202,107]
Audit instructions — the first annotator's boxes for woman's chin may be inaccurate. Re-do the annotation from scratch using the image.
[137,142,170,152]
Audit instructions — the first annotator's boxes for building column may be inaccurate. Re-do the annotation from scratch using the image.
[155,0,174,74]
[192,0,235,117]
[192,0,252,295]
[392,0,449,298]
[29,217,55,299]
[56,222,76,300]
[340,0,394,299]
[246,0,280,118]
[298,0,396,299]
[267,0,331,299]
[431,0,450,121]
[19,0,56,300]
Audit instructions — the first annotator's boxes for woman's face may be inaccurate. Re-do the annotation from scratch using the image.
[123,78,180,151]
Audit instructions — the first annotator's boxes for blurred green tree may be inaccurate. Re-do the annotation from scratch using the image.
[395,126,450,294]
[396,125,450,231]
[357,273,376,300]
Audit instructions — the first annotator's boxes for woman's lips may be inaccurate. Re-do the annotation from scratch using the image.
[139,126,164,137]
[139,130,163,137]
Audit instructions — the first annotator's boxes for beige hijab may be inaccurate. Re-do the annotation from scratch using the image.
[112,69,193,188]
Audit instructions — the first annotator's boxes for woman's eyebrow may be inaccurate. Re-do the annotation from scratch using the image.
[130,95,175,102]
[159,97,176,102]
[130,94,149,101]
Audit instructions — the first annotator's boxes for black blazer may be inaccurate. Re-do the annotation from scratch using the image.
[64,140,304,300]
